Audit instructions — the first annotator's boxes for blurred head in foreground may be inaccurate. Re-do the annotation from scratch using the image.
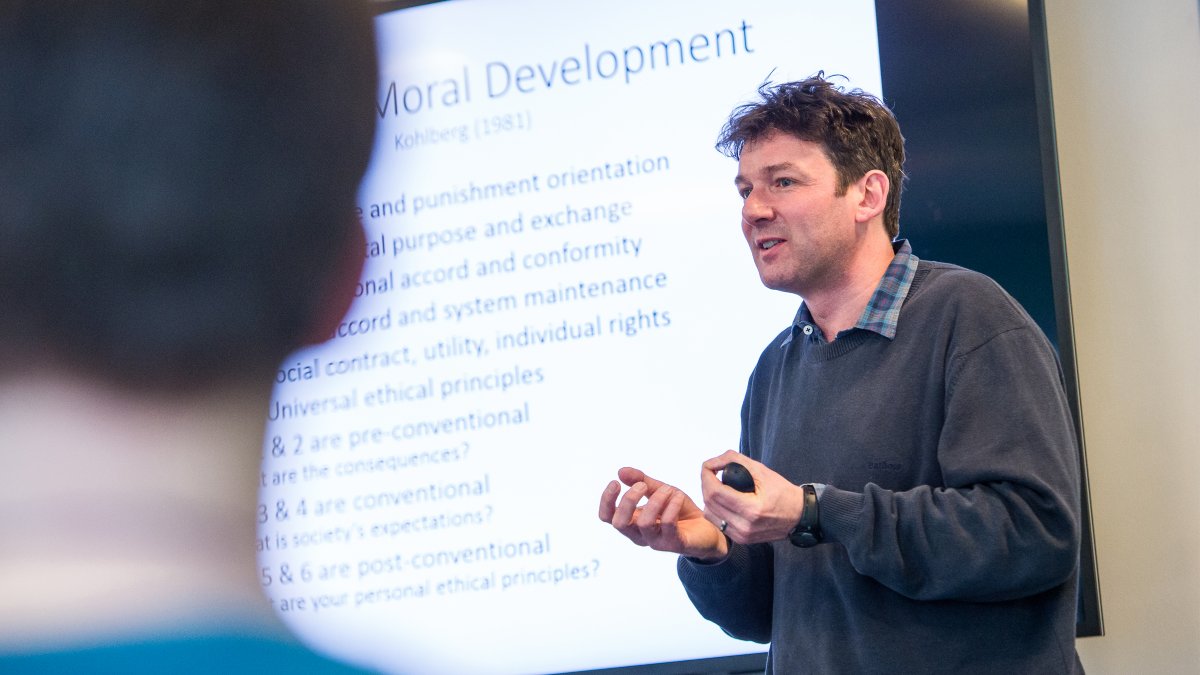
[0,2,377,670]
[0,0,376,390]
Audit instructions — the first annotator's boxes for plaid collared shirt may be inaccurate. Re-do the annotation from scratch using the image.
[791,239,919,343]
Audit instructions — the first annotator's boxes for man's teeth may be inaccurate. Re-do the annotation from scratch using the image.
[762,240,781,250]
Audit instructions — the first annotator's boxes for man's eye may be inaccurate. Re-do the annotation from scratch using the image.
[777,178,795,187]
[738,187,751,199]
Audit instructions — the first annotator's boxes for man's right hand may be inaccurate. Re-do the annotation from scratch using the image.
[598,467,729,562]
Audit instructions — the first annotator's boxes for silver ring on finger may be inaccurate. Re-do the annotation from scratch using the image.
[719,520,728,533]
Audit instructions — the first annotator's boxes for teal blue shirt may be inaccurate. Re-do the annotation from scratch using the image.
[1,634,373,674]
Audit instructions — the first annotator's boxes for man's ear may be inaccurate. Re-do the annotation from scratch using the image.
[302,220,366,346]
[853,170,889,224]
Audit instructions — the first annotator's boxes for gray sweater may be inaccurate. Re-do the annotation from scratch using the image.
[678,261,1083,674]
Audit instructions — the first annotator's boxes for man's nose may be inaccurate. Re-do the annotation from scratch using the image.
[742,192,774,224]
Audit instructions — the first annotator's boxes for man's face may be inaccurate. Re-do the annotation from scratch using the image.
[735,132,860,297]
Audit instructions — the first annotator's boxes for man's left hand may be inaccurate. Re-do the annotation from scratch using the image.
[701,450,809,545]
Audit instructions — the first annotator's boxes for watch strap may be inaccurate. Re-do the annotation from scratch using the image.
[788,483,822,548]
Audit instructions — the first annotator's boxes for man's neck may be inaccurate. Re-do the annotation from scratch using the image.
[802,235,897,342]
[0,372,289,651]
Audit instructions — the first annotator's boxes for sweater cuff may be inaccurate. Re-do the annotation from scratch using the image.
[677,540,751,585]
[817,485,866,544]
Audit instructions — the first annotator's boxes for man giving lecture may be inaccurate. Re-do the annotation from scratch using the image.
[599,75,1083,674]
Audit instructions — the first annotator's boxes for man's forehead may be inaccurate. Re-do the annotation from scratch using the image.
[742,130,823,155]
[737,133,830,176]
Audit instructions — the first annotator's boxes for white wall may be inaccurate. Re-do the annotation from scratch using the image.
[1044,0,1200,671]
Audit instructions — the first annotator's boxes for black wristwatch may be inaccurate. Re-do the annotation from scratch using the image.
[788,483,822,548]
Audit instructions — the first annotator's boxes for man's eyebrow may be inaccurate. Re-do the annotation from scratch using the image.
[763,162,799,174]
[735,162,801,185]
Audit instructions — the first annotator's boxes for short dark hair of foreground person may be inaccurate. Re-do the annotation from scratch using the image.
[0,1,378,391]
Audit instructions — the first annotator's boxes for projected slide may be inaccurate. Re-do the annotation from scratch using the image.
[258,1,881,672]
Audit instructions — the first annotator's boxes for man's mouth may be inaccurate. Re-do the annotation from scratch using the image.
[759,239,784,250]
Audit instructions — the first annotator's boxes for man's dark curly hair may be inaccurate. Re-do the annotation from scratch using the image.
[716,74,906,238]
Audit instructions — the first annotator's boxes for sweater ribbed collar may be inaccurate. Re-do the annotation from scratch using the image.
[784,239,920,351]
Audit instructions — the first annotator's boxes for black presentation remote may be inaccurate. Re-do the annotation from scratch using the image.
[721,462,755,493]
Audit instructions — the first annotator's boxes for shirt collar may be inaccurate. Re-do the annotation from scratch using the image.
[788,239,919,344]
